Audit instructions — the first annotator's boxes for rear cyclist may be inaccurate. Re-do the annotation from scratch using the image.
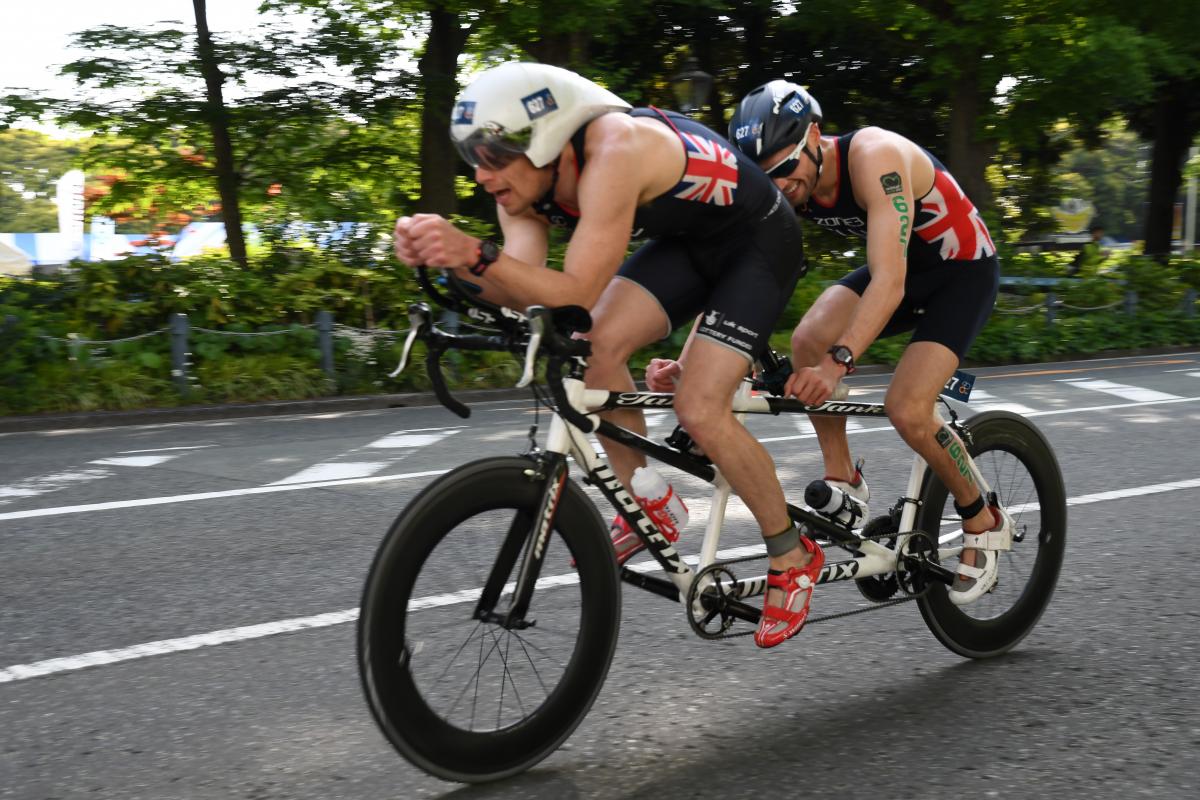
[393,63,822,646]
[729,79,1011,605]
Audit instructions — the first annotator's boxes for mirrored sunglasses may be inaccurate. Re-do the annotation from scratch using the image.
[454,125,534,170]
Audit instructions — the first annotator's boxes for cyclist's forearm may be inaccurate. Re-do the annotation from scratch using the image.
[840,273,903,357]
[464,253,598,310]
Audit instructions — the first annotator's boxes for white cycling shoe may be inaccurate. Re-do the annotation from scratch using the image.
[950,505,1014,606]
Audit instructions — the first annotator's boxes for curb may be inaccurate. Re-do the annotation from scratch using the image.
[0,388,536,433]
[2,347,1194,434]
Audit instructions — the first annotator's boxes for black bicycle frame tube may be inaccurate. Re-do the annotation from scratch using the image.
[472,507,535,623]
[499,453,570,628]
[594,420,715,482]
[588,388,890,419]
[583,457,691,578]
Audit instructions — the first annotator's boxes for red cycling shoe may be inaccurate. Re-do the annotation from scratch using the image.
[755,534,825,649]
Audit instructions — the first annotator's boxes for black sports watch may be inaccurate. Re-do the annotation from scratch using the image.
[827,344,856,375]
[469,238,501,276]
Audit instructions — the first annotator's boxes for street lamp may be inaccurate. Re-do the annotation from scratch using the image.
[670,56,713,116]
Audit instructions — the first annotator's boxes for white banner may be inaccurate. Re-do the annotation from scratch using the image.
[55,169,86,261]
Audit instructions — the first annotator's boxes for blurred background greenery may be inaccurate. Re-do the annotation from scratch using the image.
[2,0,1199,413]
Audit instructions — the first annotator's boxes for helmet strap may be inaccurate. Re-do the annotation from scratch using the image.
[802,140,823,184]
[532,159,561,218]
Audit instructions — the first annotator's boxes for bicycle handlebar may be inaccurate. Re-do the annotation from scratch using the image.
[393,269,595,427]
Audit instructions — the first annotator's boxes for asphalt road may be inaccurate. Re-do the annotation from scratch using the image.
[2,352,1199,800]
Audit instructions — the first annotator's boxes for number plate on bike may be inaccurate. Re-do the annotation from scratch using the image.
[941,369,976,402]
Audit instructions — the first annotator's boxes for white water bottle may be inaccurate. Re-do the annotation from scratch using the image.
[631,466,689,536]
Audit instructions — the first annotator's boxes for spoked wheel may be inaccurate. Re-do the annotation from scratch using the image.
[358,457,620,783]
[916,411,1067,658]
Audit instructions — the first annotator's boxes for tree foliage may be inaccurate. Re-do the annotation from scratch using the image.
[1,0,1196,254]
[0,129,80,231]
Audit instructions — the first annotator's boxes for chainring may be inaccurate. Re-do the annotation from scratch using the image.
[854,515,901,602]
[897,530,939,597]
[685,564,743,639]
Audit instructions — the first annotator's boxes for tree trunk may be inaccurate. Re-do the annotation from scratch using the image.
[945,68,994,213]
[192,0,247,268]
[1143,81,1198,257]
[734,0,773,94]
[417,6,468,215]
[525,31,590,71]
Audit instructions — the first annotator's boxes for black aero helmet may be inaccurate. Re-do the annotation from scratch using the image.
[728,80,823,162]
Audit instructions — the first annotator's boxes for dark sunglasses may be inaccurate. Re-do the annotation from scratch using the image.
[761,140,806,178]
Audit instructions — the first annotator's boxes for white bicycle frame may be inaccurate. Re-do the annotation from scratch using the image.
[539,375,988,605]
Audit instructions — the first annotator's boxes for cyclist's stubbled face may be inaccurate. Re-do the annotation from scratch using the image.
[761,127,821,208]
[474,156,554,215]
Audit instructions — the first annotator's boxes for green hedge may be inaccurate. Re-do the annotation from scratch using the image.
[2,236,1198,416]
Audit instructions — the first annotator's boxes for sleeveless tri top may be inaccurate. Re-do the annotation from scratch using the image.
[800,130,996,270]
[534,107,787,240]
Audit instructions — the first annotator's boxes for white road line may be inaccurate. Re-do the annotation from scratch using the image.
[0,468,113,506]
[270,428,458,484]
[90,454,181,468]
[270,461,392,485]
[4,395,1200,523]
[0,469,449,522]
[119,445,218,454]
[3,476,1199,685]
[1056,379,1181,403]
[966,389,1037,415]
[793,417,864,435]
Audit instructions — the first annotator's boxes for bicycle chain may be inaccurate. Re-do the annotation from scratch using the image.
[686,527,931,640]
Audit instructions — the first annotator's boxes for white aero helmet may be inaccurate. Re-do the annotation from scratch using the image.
[450,62,631,170]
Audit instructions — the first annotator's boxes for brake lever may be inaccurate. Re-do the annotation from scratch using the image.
[388,303,433,378]
[516,307,547,388]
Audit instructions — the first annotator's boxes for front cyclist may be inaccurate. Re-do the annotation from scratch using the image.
[726,79,1011,605]
[393,63,819,647]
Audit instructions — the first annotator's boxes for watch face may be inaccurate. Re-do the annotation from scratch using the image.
[829,345,854,371]
[479,239,501,263]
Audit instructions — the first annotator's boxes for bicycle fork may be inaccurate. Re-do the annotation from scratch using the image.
[472,452,571,630]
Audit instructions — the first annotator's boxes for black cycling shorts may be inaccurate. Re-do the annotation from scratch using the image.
[837,255,999,359]
[616,202,805,361]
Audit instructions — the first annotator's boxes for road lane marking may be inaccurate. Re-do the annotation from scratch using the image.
[270,461,393,484]
[0,468,114,506]
[966,389,1037,415]
[90,454,181,468]
[119,445,218,454]
[4,478,1200,685]
[1056,379,1181,403]
[270,428,460,485]
[0,469,449,522]
[3,395,1200,523]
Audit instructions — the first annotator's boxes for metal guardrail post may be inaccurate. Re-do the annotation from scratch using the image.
[1045,293,1056,325]
[316,310,334,379]
[1184,289,1197,318]
[170,313,190,396]
[1124,290,1137,316]
[67,332,82,364]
